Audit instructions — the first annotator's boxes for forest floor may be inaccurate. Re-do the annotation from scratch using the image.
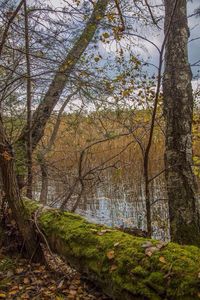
[0,249,111,300]
[0,216,111,300]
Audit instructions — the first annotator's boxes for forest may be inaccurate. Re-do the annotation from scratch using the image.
[0,0,200,299]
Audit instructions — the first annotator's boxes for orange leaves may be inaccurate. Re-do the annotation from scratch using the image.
[1,151,12,161]
[107,250,115,260]
[159,256,167,264]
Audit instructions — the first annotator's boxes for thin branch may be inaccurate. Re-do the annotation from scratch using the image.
[0,0,25,57]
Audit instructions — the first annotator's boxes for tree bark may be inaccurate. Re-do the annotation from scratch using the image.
[17,0,109,151]
[37,91,77,204]
[39,159,48,205]
[163,0,200,246]
[0,117,44,261]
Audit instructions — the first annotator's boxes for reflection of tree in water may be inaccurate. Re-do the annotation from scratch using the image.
[76,179,170,241]
[33,171,170,241]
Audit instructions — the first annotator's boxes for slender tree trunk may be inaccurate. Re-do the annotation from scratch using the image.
[0,117,44,261]
[37,91,77,205]
[39,159,48,205]
[0,0,25,57]
[163,0,200,245]
[24,0,33,198]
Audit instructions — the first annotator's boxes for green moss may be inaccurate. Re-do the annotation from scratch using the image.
[23,199,200,300]
[145,272,165,295]
[23,197,40,211]
[131,265,148,277]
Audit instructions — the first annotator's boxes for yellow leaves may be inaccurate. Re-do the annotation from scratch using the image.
[112,27,123,41]
[107,13,116,22]
[102,32,109,39]
[8,289,18,296]
[122,89,132,97]
[159,256,167,264]
[130,55,141,66]
[94,56,101,62]
[0,293,6,298]
[100,31,110,43]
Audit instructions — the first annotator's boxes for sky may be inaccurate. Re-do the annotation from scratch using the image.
[22,0,200,89]
[188,0,200,78]
[144,0,200,80]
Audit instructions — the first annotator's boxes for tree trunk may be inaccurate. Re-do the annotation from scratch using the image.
[23,198,200,300]
[17,0,109,152]
[0,117,44,261]
[39,159,48,205]
[163,0,200,246]
[24,0,33,199]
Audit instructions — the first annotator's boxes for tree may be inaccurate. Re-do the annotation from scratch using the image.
[0,0,109,259]
[163,0,200,245]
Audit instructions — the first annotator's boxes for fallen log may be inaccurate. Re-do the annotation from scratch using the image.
[24,199,200,300]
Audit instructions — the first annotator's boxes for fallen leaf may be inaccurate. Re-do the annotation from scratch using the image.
[6,270,14,277]
[97,232,104,236]
[23,278,30,284]
[156,242,168,250]
[141,241,153,249]
[0,293,6,298]
[145,247,159,257]
[15,268,24,274]
[107,250,115,260]
[159,256,167,264]
[58,279,64,289]
[69,289,77,296]
[110,264,118,272]
[8,290,18,296]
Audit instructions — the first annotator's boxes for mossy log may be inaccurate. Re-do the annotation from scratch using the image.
[24,199,200,300]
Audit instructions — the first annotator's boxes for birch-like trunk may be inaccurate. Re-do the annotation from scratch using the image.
[163,0,200,246]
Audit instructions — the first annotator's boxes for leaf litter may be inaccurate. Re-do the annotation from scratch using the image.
[0,247,111,300]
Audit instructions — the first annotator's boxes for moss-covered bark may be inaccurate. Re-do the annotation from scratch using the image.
[24,199,200,300]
